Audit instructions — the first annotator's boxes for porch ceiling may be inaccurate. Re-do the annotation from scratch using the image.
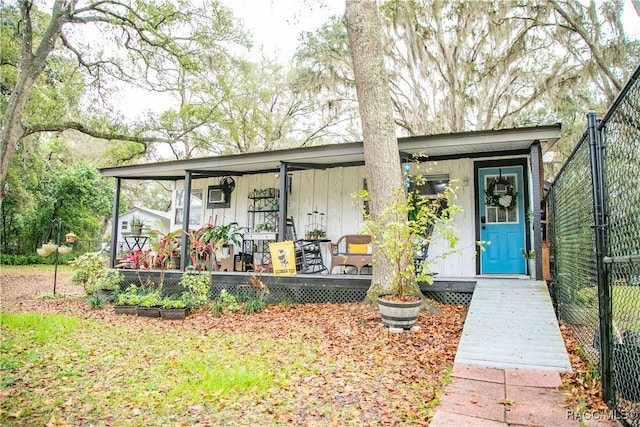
[99,124,561,180]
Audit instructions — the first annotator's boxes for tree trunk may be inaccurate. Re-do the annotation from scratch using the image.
[0,1,69,204]
[344,0,405,303]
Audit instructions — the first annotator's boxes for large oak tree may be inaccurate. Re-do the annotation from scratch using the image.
[297,0,639,150]
[344,0,405,301]
[0,0,247,203]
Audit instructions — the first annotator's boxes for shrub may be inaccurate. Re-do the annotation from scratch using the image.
[93,269,124,291]
[0,253,73,265]
[244,295,266,314]
[86,293,104,309]
[218,289,240,311]
[211,289,267,315]
[70,252,106,294]
[179,272,210,308]
[211,301,224,317]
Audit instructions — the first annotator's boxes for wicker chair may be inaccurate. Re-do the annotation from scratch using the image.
[329,234,373,274]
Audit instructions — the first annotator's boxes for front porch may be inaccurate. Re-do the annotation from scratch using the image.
[100,124,561,280]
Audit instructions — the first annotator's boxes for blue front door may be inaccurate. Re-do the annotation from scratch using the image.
[479,166,526,274]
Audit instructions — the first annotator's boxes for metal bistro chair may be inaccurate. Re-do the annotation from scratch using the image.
[285,217,327,273]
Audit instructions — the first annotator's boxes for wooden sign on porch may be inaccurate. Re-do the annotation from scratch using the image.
[269,241,296,276]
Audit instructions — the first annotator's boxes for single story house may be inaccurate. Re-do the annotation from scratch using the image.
[99,124,561,280]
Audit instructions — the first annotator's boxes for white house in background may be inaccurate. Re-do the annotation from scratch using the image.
[117,207,171,251]
[100,124,561,279]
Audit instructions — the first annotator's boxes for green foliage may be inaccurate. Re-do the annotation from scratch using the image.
[115,285,141,306]
[179,272,211,308]
[0,5,86,128]
[279,297,295,307]
[94,269,124,291]
[211,288,267,315]
[1,151,112,256]
[217,289,240,312]
[130,217,145,227]
[70,252,107,294]
[360,163,462,301]
[243,295,266,314]
[138,290,162,308]
[211,301,224,317]
[211,222,244,246]
[160,295,188,309]
[0,253,72,266]
[86,293,104,309]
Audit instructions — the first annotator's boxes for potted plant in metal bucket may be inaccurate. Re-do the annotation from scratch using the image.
[522,249,536,277]
[130,217,145,235]
[360,164,461,329]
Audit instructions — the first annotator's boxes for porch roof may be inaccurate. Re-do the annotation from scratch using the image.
[99,124,561,180]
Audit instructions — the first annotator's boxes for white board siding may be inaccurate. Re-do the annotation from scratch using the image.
[424,159,477,277]
[173,154,531,278]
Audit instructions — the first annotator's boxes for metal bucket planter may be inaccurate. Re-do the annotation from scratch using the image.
[114,305,137,315]
[136,306,160,318]
[377,296,422,329]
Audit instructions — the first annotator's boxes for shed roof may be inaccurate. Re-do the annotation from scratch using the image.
[123,206,171,220]
[99,124,561,180]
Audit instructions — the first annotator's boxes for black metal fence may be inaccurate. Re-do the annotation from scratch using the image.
[549,65,640,426]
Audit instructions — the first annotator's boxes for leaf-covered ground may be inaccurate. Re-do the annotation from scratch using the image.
[1,266,466,426]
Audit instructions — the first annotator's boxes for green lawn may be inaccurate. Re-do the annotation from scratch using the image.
[612,285,640,333]
[0,301,463,426]
[0,311,319,425]
[580,285,640,332]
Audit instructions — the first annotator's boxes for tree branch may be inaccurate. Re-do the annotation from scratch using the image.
[550,0,623,92]
[22,121,171,145]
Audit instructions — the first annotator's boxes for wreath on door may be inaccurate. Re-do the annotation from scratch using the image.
[485,177,518,211]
